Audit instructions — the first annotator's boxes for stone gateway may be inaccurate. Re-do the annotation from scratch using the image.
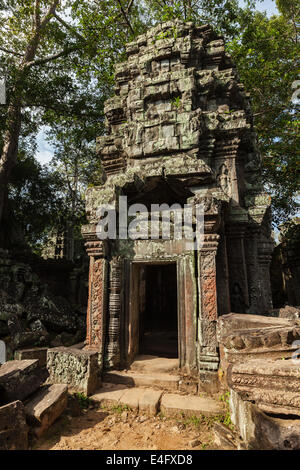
[81,20,273,385]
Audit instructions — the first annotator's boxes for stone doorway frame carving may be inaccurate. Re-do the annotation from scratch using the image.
[121,251,197,372]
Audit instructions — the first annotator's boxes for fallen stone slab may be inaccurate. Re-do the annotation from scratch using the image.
[15,347,48,367]
[160,393,224,418]
[230,389,300,450]
[213,422,240,450]
[227,358,300,416]
[47,347,101,396]
[0,360,48,405]
[0,400,28,450]
[25,384,68,437]
[217,313,293,339]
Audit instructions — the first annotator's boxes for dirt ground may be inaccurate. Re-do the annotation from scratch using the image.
[32,401,220,451]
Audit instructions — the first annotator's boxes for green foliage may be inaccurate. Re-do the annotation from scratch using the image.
[155,26,178,41]
[7,151,64,250]
[0,0,142,249]
[228,9,300,224]
[73,392,92,409]
[278,217,300,245]
[219,391,233,429]
[0,0,298,246]
[171,96,181,108]
[110,404,132,413]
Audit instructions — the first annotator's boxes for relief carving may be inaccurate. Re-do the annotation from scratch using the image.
[217,163,230,194]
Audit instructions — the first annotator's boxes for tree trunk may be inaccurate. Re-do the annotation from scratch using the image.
[0,100,22,222]
[0,0,60,226]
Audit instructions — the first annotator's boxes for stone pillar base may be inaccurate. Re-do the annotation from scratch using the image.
[47,347,101,396]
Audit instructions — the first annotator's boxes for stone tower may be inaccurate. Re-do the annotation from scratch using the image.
[82,21,273,381]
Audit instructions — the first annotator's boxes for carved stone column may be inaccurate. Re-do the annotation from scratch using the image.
[244,226,260,313]
[105,257,122,369]
[226,224,249,313]
[257,238,273,313]
[194,193,222,375]
[216,231,231,315]
[82,225,108,357]
[198,233,220,372]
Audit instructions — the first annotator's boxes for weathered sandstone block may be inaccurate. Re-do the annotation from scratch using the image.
[25,384,68,437]
[230,389,300,450]
[0,359,48,405]
[47,347,100,396]
[0,400,28,450]
[228,358,300,416]
[15,347,48,367]
[217,313,300,387]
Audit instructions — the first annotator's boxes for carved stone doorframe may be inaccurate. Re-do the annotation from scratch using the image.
[123,255,197,372]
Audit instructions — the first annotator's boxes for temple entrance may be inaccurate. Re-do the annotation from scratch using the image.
[140,264,178,358]
[128,262,178,364]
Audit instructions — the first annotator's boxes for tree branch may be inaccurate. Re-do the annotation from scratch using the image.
[26,45,79,67]
[0,46,23,57]
[35,0,41,30]
[38,0,60,32]
[116,0,135,35]
[53,12,86,42]
[126,0,135,14]
[22,0,60,66]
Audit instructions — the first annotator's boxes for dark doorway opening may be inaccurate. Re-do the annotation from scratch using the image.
[139,263,178,358]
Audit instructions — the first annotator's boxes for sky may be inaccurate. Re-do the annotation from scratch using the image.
[36,0,279,166]
[36,128,55,165]
[239,0,278,16]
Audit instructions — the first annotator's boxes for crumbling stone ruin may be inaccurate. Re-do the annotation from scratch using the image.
[0,249,86,357]
[0,358,67,449]
[271,218,300,307]
[1,20,298,451]
[80,20,273,381]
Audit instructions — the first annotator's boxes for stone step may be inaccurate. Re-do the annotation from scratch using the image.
[14,348,48,367]
[0,400,28,450]
[160,393,224,418]
[104,370,180,391]
[0,360,48,406]
[91,383,224,418]
[129,355,179,374]
[92,384,162,416]
[25,384,68,437]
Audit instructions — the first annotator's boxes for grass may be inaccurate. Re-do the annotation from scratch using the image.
[110,404,132,414]
[175,392,234,432]
[73,392,92,409]
[218,391,234,429]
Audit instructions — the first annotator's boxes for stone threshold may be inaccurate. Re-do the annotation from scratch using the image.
[91,383,224,418]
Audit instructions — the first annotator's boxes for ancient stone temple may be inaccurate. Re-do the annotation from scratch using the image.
[81,20,274,381]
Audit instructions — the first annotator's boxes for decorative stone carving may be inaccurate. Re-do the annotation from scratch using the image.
[228,358,300,416]
[105,257,122,369]
[217,163,230,195]
[198,234,220,372]
[81,21,274,381]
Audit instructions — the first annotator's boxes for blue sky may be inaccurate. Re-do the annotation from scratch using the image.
[36,127,54,165]
[240,0,278,16]
[36,0,279,166]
